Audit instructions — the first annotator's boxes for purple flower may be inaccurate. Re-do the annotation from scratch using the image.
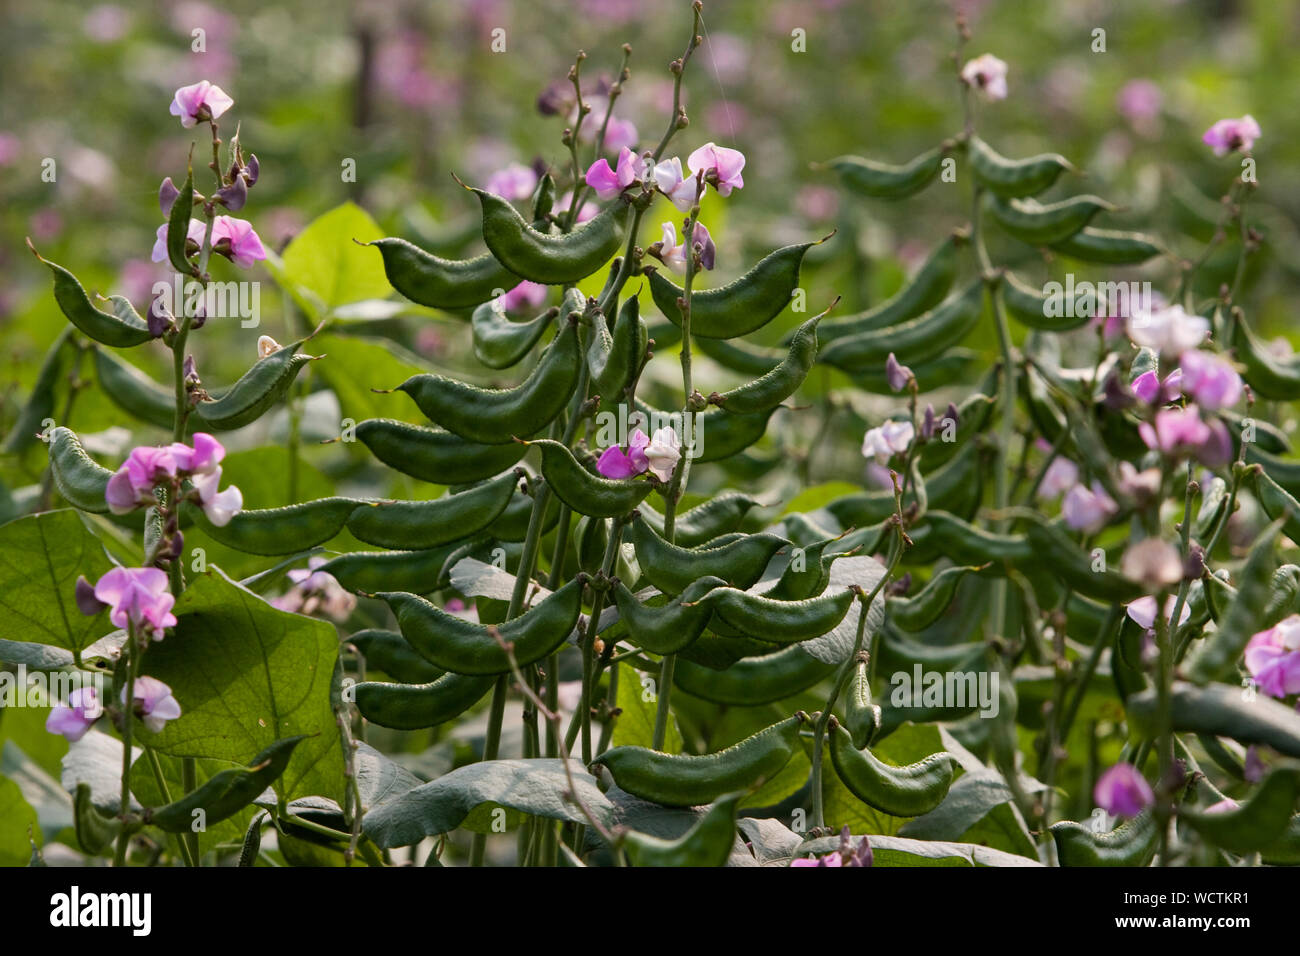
[1061,481,1117,533]
[211,216,267,268]
[499,280,548,313]
[584,146,645,201]
[1120,538,1183,591]
[1244,615,1300,699]
[1094,763,1154,818]
[159,176,181,217]
[123,676,182,733]
[791,826,872,867]
[1178,349,1243,410]
[960,53,1008,101]
[45,686,103,742]
[484,163,539,202]
[105,434,234,518]
[92,567,177,640]
[1138,405,1232,467]
[884,352,913,393]
[1038,457,1079,500]
[657,220,715,273]
[687,142,746,197]
[595,428,650,479]
[1131,368,1182,405]
[151,219,207,264]
[861,420,913,465]
[556,191,598,223]
[272,557,356,621]
[643,427,681,482]
[169,81,234,128]
[1202,115,1261,156]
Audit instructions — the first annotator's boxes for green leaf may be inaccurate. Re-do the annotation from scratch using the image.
[0,774,41,866]
[362,758,614,848]
[612,662,682,753]
[137,569,345,804]
[0,510,114,656]
[899,768,1038,858]
[277,202,391,316]
[312,333,439,424]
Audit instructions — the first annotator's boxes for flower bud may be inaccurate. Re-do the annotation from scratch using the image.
[147,295,174,338]
[243,154,259,187]
[216,173,248,211]
[258,335,282,358]
[159,176,180,217]
[920,404,936,439]
[75,575,108,616]
[1120,538,1183,591]
[885,352,913,393]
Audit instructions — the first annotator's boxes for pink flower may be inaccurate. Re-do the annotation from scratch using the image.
[1244,615,1300,698]
[499,280,548,313]
[1094,763,1154,818]
[211,216,267,268]
[1138,405,1232,467]
[643,427,681,482]
[1038,457,1079,500]
[652,157,705,212]
[657,220,715,273]
[272,557,356,621]
[556,191,598,223]
[124,675,182,733]
[93,567,177,640]
[603,116,639,153]
[584,147,645,200]
[45,686,103,742]
[596,428,650,479]
[687,142,746,197]
[188,432,225,474]
[151,219,207,264]
[884,353,913,393]
[1117,80,1163,125]
[106,444,190,514]
[1178,349,1242,410]
[1062,481,1117,533]
[1131,368,1182,405]
[861,421,913,465]
[169,80,234,128]
[1126,594,1192,631]
[1202,115,1261,156]
[960,54,1008,101]
[191,469,243,526]
[484,163,539,201]
[1126,304,1209,357]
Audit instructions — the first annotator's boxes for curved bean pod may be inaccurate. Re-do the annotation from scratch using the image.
[622,792,742,867]
[999,271,1093,331]
[966,135,1073,198]
[28,240,153,348]
[827,722,955,817]
[674,646,835,705]
[147,736,306,833]
[354,673,495,730]
[471,300,560,370]
[48,427,113,514]
[1230,311,1300,400]
[710,309,827,414]
[1050,227,1164,265]
[346,470,521,550]
[356,418,526,485]
[1051,810,1157,867]
[528,438,653,518]
[823,146,947,200]
[985,194,1114,246]
[612,576,726,654]
[320,541,473,595]
[709,585,856,642]
[366,238,519,310]
[474,187,629,284]
[93,346,179,431]
[843,655,882,749]
[628,514,789,593]
[193,342,320,430]
[348,628,442,683]
[887,564,984,632]
[184,497,360,555]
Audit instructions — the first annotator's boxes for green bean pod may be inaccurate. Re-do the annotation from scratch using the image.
[184,497,360,555]
[637,492,762,548]
[356,418,526,485]
[73,783,121,855]
[166,168,196,276]
[1255,470,1300,543]
[823,146,947,200]
[814,233,962,342]
[48,427,113,514]
[1186,519,1280,683]
[710,310,825,414]
[622,792,742,867]
[353,672,495,730]
[613,577,726,654]
[690,406,777,462]
[985,194,1115,245]
[1126,682,1300,758]
[628,514,789,593]
[817,278,985,371]
[193,341,320,430]
[1246,445,1300,498]
[471,300,559,369]
[999,270,1093,331]
[147,736,306,833]
[348,628,442,683]
[528,438,653,518]
[320,541,471,595]
[644,239,824,339]
[591,714,805,807]
[377,576,584,675]
[396,318,581,444]
[474,187,629,284]
[3,329,74,454]
[1050,810,1158,867]
[1230,312,1300,400]
[1049,227,1164,264]
[366,238,519,310]
[1180,765,1300,854]
[762,533,851,601]
[909,511,1034,566]
[28,240,153,348]
[887,564,984,632]
[694,334,782,376]
[93,346,179,431]
[486,476,563,541]
[346,470,521,550]
[843,654,882,749]
[827,722,955,816]
[593,294,649,403]
[674,646,835,705]
[967,135,1073,198]
[1024,517,1143,603]
[709,586,856,642]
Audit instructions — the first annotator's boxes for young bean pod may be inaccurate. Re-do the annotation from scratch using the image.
[1230,311,1300,400]
[356,419,527,485]
[1024,517,1143,603]
[843,654,882,749]
[48,426,113,514]
[1186,519,1280,682]
[346,469,521,550]
[93,346,181,431]
[612,576,726,654]
[628,514,789,593]
[1126,682,1300,758]
[673,645,836,705]
[319,540,473,596]
[353,672,495,731]
[621,793,742,867]
[1049,227,1164,265]
[966,135,1073,198]
[473,187,629,284]
[887,564,985,632]
[827,722,955,817]
[999,270,1093,332]
[184,497,360,555]
[636,492,762,548]
[471,300,560,370]
[366,238,520,310]
[593,294,648,402]
[1050,810,1158,867]
[528,439,653,518]
[985,194,1115,246]
[710,309,827,414]
[822,146,947,200]
[348,628,442,683]
[193,341,320,431]
[709,585,857,642]
[1180,765,1300,854]
[28,241,153,348]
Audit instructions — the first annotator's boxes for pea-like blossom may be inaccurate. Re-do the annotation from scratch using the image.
[1138,405,1233,467]
[643,427,682,482]
[45,686,103,742]
[687,142,746,197]
[1120,538,1183,591]
[791,826,872,867]
[861,420,913,465]
[1038,457,1079,500]
[272,557,356,621]
[1117,461,1162,503]
[1178,349,1243,410]
[884,353,913,393]
[169,80,234,128]
[1116,79,1163,125]
[585,146,645,200]
[484,163,539,201]
[91,567,177,641]
[1094,762,1154,818]
[1244,615,1300,699]
[960,54,1008,101]
[1126,594,1192,631]
[499,280,548,312]
[657,220,715,273]
[1131,368,1182,405]
[1061,481,1117,533]
[1126,304,1209,357]
[211,215,267,268]
[159,176,181,217]
[123,676,182,733]
[151,219,207,263]
[105,434,242,526]
[1202,115,1261,156]
[596,428,650,479]
[653,156,705,212]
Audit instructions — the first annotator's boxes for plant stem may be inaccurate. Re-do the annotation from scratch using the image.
[113,630,140,867]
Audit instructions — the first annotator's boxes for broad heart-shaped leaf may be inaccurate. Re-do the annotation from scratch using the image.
[137,569,345,805]
[275,202,391,317]
[795,555,887,664]
[612,662,682,753]
[311,333,439,424]
[362,758,614,848]
[0,510,114,657]
[0,774,40,866]
[898,767,1038,858]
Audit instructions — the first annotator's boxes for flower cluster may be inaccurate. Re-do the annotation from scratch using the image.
[45,675,181,743]
[105,432,243,528]
[790,826,873,867]
[595,427,681,482]
[271,557,356,621]
[1244,615,1300,699]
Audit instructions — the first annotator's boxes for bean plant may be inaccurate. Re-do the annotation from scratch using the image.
[4,2,1299,870]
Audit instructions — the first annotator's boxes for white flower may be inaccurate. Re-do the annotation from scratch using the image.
[257,335,282,358]
[1126,304,1210,357]
[653,157,705,212]
[644,427,681,482]
[960,54,1008,101]
[861,420,914,464]
[1125,595,1191,631]
[191,468,243,527]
